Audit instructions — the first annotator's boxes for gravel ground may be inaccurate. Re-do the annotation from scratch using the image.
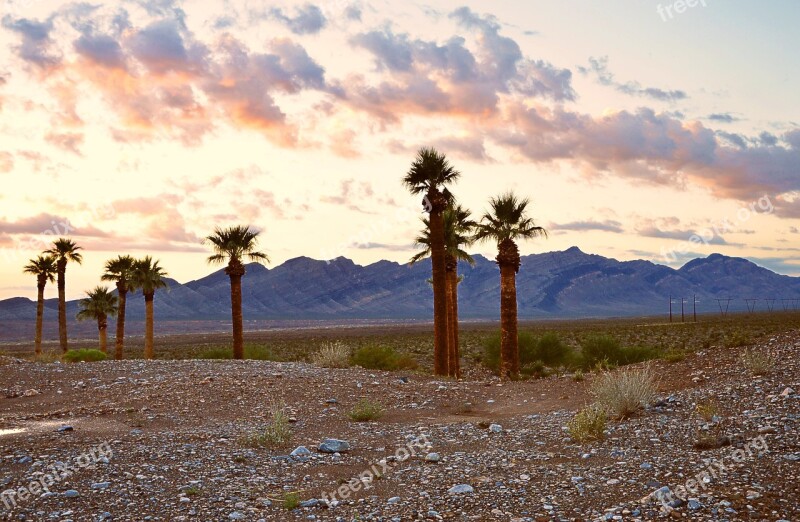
[1,332,798,521]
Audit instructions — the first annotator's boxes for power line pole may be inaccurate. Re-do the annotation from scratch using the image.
[693,294,697,322]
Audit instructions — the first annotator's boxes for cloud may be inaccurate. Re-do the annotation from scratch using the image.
[637,225,731,246]
[270,4,327,35]
[344,10,574,123]
[708,113,739,123]
[746,256,800,276]
[45,132,84,155]
[386,133,491,162]
[553,220,624,233]
[74,32,126,69]
[0,152,12,173]
[579,56,687,102]
[344,4,362,22]
[0,213,108,237]
[1,16,61,68]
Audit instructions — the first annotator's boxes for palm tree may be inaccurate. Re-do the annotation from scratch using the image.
[76,286,118,354]
[474,193,547,380]
[403,147,460,375]
[101,255,136,360]
[204,226,269,360]
[45,238,83,353]
[410,204,475,378]
[23,255,57,357]
[130,257,168,360]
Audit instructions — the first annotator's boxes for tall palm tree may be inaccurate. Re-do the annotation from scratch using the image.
[45,238,83,353]
[204,226,269,360]
[130,257,168,360]
[410,204,475,378]
[403,147,460,376]
[474,193,547,380]
[101,255,136,360]
[76,286,118,354]
[23,255,57,357]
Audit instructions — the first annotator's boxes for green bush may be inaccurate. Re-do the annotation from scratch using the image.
[482,331,539,372]
[520,360,548,379]
[63,349,107,363]
[535,332,571,366]
[350,344,418,371]
[579,335,657,368]
[568,406,607,443]
[198,344,275,360]
[349,399,385,422]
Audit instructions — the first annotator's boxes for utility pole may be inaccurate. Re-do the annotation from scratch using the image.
[669,295,673,323]
[693,294,697,322]
[681,298,686,323]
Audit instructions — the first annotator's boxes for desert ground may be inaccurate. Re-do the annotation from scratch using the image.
[1,316,799,521]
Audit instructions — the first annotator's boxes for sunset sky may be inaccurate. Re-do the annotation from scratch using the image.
[1,0,799,300]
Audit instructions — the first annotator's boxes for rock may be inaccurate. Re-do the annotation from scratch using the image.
[91,482,111,490]
[640,462,653,470]
[299,499,319,507]
[290,446,312,457]
[687,499,702,510]
[57,425,74,433]
[447,484,474,495]
[23,389,40,397]
[318,439,350,453]
[489,423,502,433]
[387,496,400,504]
[64,489,80,498]
[228,512,245,520]
[424,453,440,463]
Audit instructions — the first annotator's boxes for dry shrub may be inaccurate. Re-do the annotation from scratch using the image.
[311,341,351,368]
[591,366,658,419]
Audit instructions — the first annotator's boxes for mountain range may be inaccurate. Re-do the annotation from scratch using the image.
[2,248,800,341]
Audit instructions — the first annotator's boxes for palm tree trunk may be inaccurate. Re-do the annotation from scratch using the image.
[445,256,459,378]
[57,261,68,353]
[34,278,45,357]
[499,263,519,380]
[429,193,449,376]
[450,268,461,379]
[144,293,154,359]
[115,286,127,360]
[230,273,244,360]
[98,316,107,354]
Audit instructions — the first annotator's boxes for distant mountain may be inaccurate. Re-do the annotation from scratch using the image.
[2,249,800,330]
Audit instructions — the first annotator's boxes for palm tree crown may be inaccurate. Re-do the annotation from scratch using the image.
[45,238,83,264]
[76,286,118,322]
[402,147,461,200]
[473,192,548,244]
[102,255,136,289]
[410,204,476,266]
[204,225,269,272]
[130,257,169,295]
[23,255,57,284]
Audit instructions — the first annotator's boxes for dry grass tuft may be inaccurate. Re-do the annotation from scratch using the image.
[310,341,351,368]
[591,366,658,419]
[740,348,775,376]
[567,405,607,443]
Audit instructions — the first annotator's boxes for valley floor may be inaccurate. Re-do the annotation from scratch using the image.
[0,332,799,521]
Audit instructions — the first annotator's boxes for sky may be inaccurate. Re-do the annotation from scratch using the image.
[0,0,799,300]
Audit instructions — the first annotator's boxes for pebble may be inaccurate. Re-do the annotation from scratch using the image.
[447,484,474,495]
